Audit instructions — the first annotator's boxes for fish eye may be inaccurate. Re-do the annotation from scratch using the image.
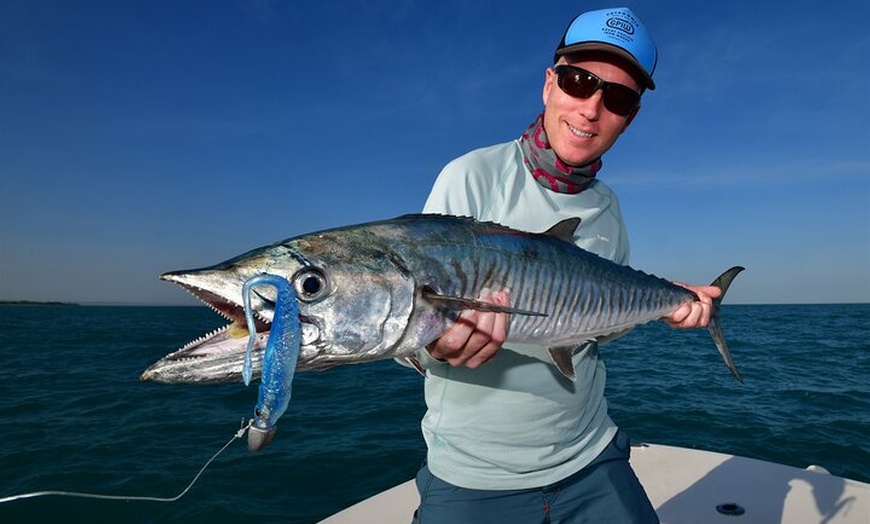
[293,269,328,302]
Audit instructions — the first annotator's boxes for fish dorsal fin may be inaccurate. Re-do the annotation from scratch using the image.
[422,289,548,317]
[543,218,581,242]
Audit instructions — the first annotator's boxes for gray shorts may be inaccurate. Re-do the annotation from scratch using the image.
[413,430,659,524]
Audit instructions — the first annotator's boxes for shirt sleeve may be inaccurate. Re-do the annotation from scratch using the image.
[423,155,486,217]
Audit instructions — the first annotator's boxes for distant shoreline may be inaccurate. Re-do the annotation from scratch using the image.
[0,300,80,306]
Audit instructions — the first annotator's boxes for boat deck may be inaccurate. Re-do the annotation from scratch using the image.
[319,443,869,524]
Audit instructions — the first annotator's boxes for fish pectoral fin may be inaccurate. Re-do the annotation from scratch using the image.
[548,346,578,381]
[422,290,548,317]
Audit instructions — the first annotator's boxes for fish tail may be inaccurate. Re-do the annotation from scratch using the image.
[706,266,746,383]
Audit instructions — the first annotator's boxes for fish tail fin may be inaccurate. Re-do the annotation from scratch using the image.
[707,266,746,383]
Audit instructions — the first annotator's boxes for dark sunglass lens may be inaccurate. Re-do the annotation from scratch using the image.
[602,85,640,116]
[557,67,598,99]
[556,66,640,116]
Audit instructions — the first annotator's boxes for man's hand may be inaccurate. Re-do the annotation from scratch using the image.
[664,283,722,329]
[426,290,510,369]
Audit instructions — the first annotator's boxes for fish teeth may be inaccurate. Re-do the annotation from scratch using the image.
[179,324,230,351]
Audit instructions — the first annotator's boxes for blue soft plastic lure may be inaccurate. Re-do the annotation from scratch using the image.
[242,274,301,451]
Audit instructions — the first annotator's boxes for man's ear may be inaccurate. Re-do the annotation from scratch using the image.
[542,67,556,106]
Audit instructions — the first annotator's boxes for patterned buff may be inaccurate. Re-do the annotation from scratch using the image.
[519,112,602,194]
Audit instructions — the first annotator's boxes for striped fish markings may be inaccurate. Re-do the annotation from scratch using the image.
[141,214,744,385]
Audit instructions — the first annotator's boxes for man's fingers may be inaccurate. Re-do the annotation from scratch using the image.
[465,292,510,368]
[427,291,513,367]
[428,310,478,360]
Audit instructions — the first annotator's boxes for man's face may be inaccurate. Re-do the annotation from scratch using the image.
[542,54,642,167]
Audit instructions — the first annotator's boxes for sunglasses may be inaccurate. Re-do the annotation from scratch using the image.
[553,65,641,117]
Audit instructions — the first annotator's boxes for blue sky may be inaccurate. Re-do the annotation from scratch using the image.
[1,0,868,305]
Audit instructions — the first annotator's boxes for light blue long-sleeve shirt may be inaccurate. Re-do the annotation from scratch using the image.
[416,140,631,490]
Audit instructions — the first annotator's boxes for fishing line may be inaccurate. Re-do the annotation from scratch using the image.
[0,419,252,505]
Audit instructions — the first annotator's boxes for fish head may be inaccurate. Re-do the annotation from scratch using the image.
[141,229,417,384]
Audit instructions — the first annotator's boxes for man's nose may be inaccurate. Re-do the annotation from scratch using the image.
[575,89,604,120]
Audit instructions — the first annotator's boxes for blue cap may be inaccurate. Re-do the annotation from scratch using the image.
[555,7,657,90]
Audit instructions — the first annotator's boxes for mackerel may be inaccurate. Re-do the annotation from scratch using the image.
[141,214,745,384]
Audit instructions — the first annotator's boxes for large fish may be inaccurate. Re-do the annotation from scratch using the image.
[141,214,745,384]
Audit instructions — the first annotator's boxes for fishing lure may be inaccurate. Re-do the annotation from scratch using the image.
[242,274,301,451]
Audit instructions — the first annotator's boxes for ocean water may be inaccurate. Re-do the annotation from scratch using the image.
[0,303,867,523]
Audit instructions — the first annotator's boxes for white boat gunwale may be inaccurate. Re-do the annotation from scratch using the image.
[318,442,870,524]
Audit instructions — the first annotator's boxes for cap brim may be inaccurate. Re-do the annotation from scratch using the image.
[556,42,656,90]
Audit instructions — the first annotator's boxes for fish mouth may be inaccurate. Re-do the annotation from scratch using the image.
[140,274,319,384]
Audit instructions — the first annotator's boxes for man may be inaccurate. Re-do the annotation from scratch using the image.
[410,7,719,524]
